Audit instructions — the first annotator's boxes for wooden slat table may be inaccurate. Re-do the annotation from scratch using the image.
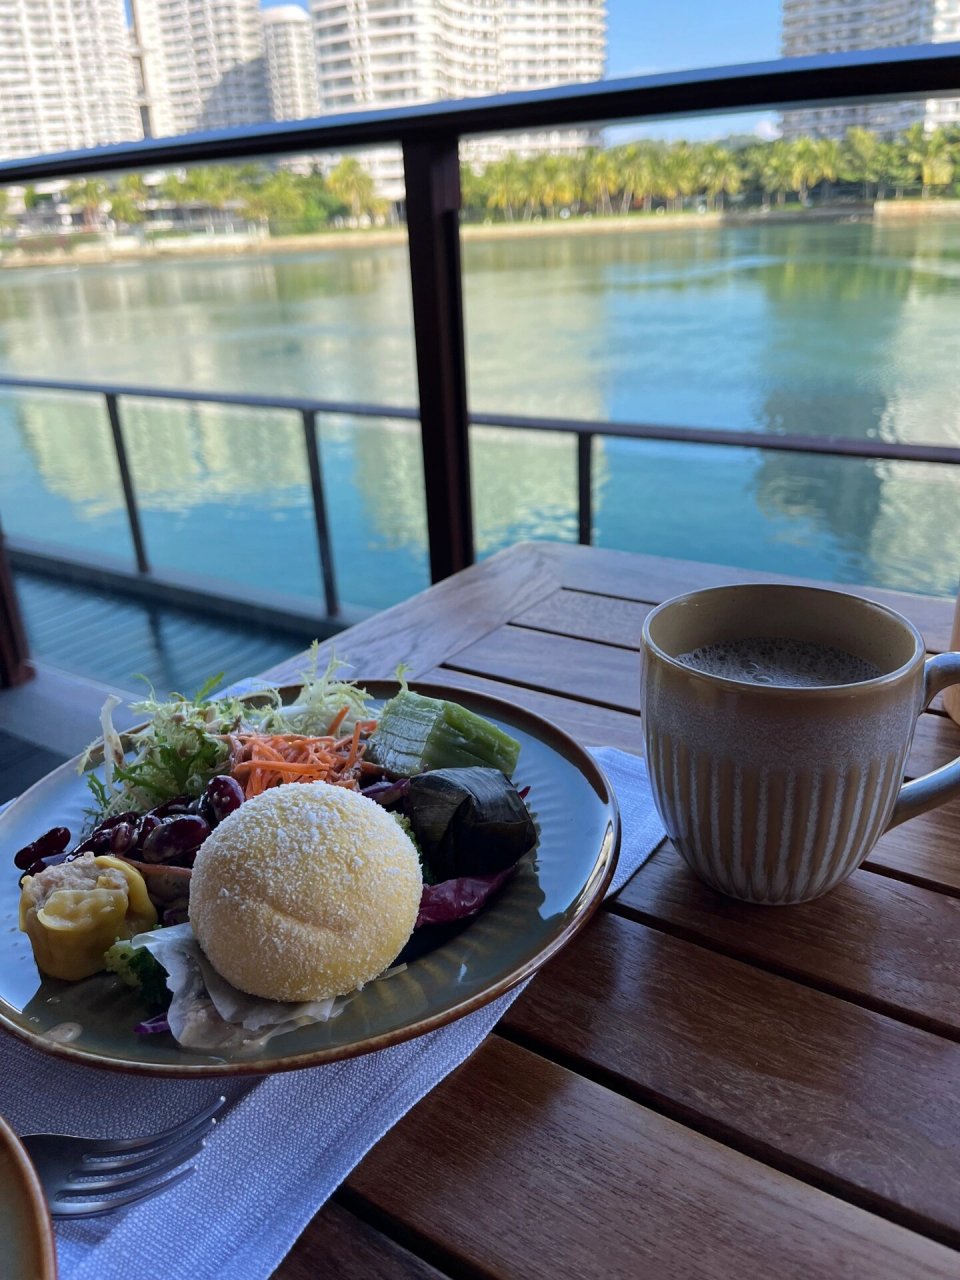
[267,541,960,1280]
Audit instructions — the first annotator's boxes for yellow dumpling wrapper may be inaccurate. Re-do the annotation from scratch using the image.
[19,854,157,981]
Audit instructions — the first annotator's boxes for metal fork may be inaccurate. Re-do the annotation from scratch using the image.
[20,1094,225,1218]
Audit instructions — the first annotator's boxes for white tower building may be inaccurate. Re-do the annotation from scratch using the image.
[131,0,268,137]
[781,0,960,138]
[0,0,142,159]
[263,5,320,122]
[311,0,606,199]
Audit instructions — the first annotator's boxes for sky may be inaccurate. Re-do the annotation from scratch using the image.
[265,0,785,140]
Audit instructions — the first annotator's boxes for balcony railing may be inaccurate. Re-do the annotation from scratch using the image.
[2,42,960,668]
[2,371,959,640]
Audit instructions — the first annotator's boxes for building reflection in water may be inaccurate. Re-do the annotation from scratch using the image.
[749,220,960,596]
[2,221,960,606]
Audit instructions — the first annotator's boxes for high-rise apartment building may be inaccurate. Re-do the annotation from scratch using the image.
[781,0,960,137]
[0,0,142,158]
[263,5,320,122]
[131,0,268,137]
[312,0,606,197]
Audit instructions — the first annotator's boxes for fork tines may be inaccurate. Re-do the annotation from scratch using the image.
[32,1094,226,1219]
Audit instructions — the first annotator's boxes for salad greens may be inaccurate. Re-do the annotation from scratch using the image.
[80,647,375,821]
[104,938,170,1008]
[251,643,375,736]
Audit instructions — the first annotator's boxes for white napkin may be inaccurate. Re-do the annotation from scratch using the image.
[0,748,665,1280]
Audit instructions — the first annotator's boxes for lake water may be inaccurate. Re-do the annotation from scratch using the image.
[1,218,959,613]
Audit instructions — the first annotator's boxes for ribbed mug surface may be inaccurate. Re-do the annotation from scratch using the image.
[640,585,926,905]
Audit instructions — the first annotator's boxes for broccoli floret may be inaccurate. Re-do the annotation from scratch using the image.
[393,812,437,885]
[104,939,171,1009]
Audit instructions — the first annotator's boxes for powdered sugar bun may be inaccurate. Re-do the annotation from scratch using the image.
[189,780,422,1001]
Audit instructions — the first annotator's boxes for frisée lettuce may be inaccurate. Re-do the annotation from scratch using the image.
[79,651,375,822]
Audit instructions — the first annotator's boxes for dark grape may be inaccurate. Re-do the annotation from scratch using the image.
[13,826,70,871]
[204,775,245,823]
[140,815,210,864]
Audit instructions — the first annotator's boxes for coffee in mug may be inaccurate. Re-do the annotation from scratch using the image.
[640,584,960,904]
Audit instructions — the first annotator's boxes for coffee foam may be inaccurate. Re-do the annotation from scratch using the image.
[676,637,881,688]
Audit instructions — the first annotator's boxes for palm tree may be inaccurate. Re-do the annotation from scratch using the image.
[533,155,578,217]
[658,143,699,212]
[616,143,658,214]
[484,155,526,221]
[759,142,797,207]
[108,174,147,227]
[241,172,306,231]
[327,157,376,221]
[812,138,842,202]
[160,166,241,230]
[700,145,743,211]
[583,148,619,215]
[876,139,912,199]
[903,124,953,197]
[459,164,486,216]
[788,137,823,204]
[842,127,883,199]
[65,178,108,229]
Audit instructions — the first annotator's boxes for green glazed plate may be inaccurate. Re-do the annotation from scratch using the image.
[0,680,619,1077]
[0,1113,56,1280]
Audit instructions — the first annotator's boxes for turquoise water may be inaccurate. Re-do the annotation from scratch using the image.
[1,219,959,611]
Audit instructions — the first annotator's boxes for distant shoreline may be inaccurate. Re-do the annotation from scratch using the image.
[0,199,954,269]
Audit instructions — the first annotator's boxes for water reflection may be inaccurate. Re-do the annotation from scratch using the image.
[1,222,960,605]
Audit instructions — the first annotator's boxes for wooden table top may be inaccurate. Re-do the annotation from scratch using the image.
[267,541,960,1280]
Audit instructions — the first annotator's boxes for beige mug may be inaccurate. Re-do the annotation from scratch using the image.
[640,584,960,904]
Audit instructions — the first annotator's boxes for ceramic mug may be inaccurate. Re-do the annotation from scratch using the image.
[640,584,960,904]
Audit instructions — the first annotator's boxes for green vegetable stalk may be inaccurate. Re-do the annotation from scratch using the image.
[366,691,521,777]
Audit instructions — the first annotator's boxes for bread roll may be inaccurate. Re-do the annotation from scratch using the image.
[189,781,422,1001]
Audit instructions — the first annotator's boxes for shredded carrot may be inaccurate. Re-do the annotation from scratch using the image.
[326,705,349,736]
[226,719,378,798]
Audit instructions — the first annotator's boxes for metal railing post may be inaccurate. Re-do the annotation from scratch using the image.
[402,133,474,582]
[104,392,150,575]
[301,408,340,618]
[577,433,594,546]
[0,514,30,686]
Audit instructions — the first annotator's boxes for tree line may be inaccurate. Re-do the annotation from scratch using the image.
[461,125,960,220]
[11,124,960,235]
[14,157,382,236]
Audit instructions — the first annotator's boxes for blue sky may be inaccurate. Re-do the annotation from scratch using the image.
[264,0,784,139]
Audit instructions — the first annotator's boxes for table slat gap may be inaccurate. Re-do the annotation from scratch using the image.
[616,843,960,1027]
[276,1200,454,1280]
[506,619,645,655]
[440,659,636,717]
[332,1187,494,1280]
[500,916,960,1250]
[859,856,960,898]
[606,898,960,1044]
[490,1018,960,1253]
[539,543,956,651]
[350,1036,960,1277]
[521,578,955,655]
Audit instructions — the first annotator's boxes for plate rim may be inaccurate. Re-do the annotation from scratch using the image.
[0,678,620,1077]
[0,1112,57,1280]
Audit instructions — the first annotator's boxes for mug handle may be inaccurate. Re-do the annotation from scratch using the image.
[888,653,960,830]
